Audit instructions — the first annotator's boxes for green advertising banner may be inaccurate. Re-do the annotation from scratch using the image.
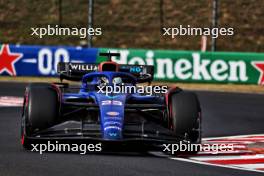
[98,48,264,85]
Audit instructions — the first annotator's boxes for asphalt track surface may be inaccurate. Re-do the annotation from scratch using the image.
[0,82,263,176]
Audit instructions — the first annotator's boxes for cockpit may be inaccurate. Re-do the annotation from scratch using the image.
[95,76,123,86]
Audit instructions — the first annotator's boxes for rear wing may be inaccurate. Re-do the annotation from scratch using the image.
[57,62,154,83]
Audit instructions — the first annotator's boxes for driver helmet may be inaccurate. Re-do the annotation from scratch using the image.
[97,76,109,85]
[113,77,122,85]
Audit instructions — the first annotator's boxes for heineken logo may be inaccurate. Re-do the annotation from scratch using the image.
[110,50,250,82]
[152,53,248,82]
[251,61,264,85]
[105,49,264,84]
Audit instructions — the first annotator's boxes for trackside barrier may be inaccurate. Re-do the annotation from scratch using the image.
[1,44,264,85]
[0,44,98,76]
[99,48,264,85]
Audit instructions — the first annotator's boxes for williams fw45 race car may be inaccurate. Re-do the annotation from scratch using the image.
[21,53,202,151]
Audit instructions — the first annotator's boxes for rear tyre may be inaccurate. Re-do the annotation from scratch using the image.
[170,91,201,144]
[21,83,60,149]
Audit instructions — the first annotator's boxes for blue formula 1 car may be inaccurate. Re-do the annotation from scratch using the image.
[21,53,201,151]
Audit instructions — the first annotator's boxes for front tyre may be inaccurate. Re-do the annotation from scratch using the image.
[170,91,201,144]
[21,83,60,149]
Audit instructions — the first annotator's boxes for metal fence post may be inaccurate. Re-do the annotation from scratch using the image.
[58,0,62,26]
[211,0,218,51]
[88,0,94,48]
[160,0,164,33]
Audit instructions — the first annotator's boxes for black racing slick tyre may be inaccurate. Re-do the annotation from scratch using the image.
[21,83,60,149]
[170,91,201,143]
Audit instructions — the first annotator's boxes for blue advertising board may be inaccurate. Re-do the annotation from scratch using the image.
[0,44,98,76]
